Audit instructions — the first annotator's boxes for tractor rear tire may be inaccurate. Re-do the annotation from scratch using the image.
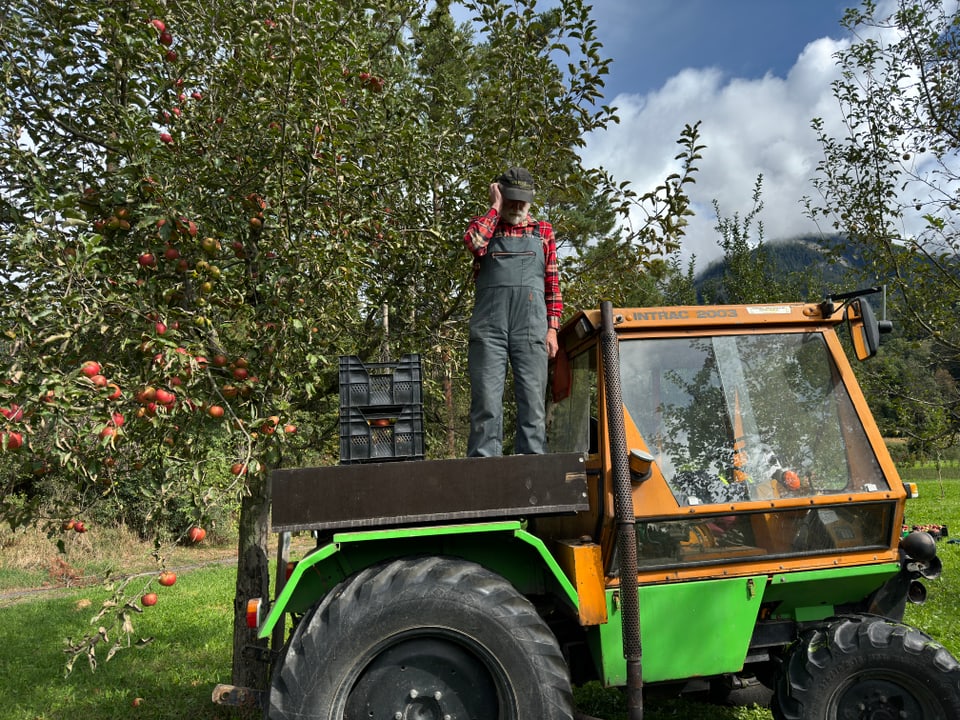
[267,555,573,720]
[771,614,960,720]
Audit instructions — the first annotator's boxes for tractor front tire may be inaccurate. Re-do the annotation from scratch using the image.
[267,555,573,720]
[772,614,960,720]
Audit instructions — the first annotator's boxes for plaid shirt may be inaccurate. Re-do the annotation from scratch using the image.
[464,209,563,330]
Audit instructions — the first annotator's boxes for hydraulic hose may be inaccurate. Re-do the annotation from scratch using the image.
[600,301,643,720]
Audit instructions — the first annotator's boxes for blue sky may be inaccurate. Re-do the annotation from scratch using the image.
[591,1,852,98]
[578,0,878,265]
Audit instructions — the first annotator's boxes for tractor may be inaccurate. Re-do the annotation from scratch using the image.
[215,290,960,719]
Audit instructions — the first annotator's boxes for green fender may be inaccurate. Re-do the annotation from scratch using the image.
[257,520,579,639]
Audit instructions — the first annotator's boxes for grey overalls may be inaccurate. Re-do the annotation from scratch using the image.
[467,226,548,456]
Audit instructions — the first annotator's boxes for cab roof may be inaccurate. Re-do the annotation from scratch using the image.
[564,302,843,338]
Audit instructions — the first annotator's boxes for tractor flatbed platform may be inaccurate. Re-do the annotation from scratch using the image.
[270,452,588,532]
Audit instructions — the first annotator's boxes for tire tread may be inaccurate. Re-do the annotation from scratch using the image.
[268,555,573,720]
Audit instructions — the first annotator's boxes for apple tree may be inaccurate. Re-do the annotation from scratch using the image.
[0,0,399,680]
[808,0,960,450]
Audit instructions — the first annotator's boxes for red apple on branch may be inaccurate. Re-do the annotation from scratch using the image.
[141,592,158,607]
[158,571,177,586]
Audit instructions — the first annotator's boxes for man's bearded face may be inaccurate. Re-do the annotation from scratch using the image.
[501,199,530,226]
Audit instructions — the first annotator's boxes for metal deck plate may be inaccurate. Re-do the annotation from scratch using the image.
[271,452,588,532]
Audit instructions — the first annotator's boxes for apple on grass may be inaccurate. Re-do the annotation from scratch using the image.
[1,404,23,421]
[1,431,23,451]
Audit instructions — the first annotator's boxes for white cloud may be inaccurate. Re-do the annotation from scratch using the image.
[582,36,852,267]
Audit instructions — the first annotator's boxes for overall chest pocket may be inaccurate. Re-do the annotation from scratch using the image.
[486,250,536,284]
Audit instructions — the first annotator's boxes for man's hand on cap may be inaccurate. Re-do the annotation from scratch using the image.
[488,182,503,213]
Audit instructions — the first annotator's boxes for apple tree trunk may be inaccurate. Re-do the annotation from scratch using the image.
[231,472,272,690]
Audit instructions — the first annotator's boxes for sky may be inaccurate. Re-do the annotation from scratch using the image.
[579,0,860,266]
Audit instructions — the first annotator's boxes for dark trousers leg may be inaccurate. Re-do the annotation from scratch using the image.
[510,333,548,454]
[467,331,508,457]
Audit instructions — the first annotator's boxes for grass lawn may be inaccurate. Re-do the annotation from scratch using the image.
[898,473,960,657]
[0,564,243,720]
[0,477,957,720]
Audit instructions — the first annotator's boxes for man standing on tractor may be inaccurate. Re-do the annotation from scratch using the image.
[463,166,562,456]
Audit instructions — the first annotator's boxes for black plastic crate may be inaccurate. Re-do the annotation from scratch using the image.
[339,354,422,409]
[339,405,424,464]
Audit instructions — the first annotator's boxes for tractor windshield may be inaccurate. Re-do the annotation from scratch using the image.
[619,331,889,505]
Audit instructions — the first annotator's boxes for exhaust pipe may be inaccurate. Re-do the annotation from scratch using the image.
[600,302,643,720]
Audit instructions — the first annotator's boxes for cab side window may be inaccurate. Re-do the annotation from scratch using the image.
[547,349,597,454]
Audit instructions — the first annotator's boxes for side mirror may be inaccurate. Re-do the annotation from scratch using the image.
[846,297,881,361]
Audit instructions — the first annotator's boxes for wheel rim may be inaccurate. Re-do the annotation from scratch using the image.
[827,669,940,719]
[343,630,515,719]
